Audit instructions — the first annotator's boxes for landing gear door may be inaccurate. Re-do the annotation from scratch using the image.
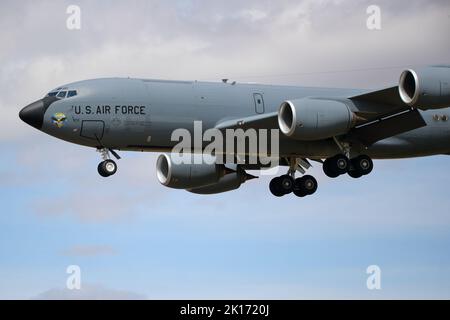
[81,120,105,140]
[253,93,265,114]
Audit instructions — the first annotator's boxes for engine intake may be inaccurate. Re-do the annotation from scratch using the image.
[156,153,226,189]
[278,98,357,140]
[156,154,256,194]
[399,66,450,110]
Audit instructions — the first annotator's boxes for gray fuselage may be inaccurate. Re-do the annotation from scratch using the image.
[33,78,450,159]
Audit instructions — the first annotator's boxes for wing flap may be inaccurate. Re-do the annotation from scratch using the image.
[349,86,410,121]
[348,109,426,146]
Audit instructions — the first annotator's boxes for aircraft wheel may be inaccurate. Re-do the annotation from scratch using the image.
[293,188,307,197]
[293,175,318,197]
[98,160,117,177]
[269,177,285,197]
[330,154,350,175]
[323,159,339,178]
[352,155,373,176]
[279,174,294,194]
[97,162,109,177]
[348,169,363,179]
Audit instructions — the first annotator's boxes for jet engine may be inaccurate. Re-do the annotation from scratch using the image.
[156,154,256,193]
[278,98,358,140]
[399,66,450,110]
[156,153,229,189]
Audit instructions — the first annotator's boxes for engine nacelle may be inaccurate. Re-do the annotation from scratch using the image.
[156,153,227,189]
[399,66,450,110]
[187,168,251,195]
[278,98,357,140]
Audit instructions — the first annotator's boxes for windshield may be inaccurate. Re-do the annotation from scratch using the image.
[46,88,77,99]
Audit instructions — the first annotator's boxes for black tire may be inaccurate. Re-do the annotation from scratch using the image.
[348,169,363,179]
[302,175,318,195]
[352,155,373,176]
[323,159,339,178]
[97,160,117,177]
[293,175,318,197]
[293,188,307,197]
[97,161,110,177]
[279,174,294,194]
[269,177,284,197]
[330,154,350,175]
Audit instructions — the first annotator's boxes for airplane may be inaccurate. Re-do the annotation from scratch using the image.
[19,65,450,197]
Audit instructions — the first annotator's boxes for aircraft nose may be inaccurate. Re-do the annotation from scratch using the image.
[19,99,45,130]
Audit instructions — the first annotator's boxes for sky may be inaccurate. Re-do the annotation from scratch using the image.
[1,0,450,299]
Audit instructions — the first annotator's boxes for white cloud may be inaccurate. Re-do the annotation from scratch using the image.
[237,9,268,22]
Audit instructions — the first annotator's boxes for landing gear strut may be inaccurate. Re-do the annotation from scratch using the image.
[269,158,318,198]
[323,138,374,179]
[97,148,119,177]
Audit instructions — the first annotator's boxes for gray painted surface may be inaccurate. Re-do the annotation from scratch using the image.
[22,68,450,161]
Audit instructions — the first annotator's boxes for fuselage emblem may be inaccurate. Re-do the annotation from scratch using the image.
[52,112,67,128]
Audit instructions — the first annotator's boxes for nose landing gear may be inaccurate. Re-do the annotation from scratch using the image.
[98,159,117,177]
[97,148,120,177]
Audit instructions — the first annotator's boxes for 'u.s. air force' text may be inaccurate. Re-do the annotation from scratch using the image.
[73,105,146,115]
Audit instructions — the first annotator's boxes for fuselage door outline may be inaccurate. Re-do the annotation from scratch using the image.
[80,120,105,140]
[253,93,265,114]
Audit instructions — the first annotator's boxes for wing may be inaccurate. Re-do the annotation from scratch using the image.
[347,86,427,146]
[215,86,427,147]
[215,111,278,131]
[349,86,406,118]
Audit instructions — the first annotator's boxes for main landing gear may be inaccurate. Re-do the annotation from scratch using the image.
[268,152,374,197]
[269,158,318,198]
[270,174,318,198]
[97,148,120,177]
[323,154,373,179]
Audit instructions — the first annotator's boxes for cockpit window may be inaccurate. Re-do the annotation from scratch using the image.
[46,88,78,99]
[67,90,77,98]
[57,91,67,98]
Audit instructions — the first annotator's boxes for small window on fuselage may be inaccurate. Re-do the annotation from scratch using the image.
[57,91,67,98]
[47,92,58,97]
[67,90,77,98]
